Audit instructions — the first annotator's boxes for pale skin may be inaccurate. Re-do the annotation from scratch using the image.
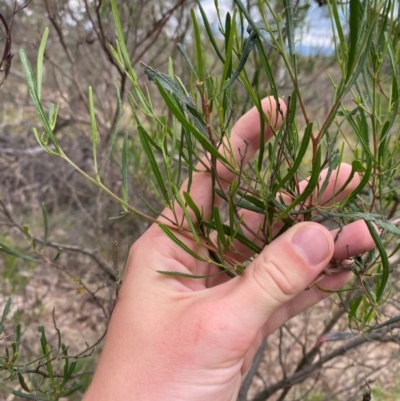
[83,97,375,401]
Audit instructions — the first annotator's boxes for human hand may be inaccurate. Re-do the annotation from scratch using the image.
[83,97,375,401]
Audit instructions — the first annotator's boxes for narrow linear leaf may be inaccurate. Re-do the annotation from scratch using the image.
[41,202,49,249]
[362,279,377,305]
[344,156,372,202]
[213,206,229,249]
[255,36,279,100]
[233,0,269,41]
[223,33,256,90]
[364,220,389,302]
[183,191,202,223]
[221,12,236,90]
[202,221,262,254]
[276,122,313,193]
[0,242,40,263]
[173,187,201,246]
[155,81,229,164]
[88,86,99,179]
[283,0,296,68]
[18,373,31,393]
[235,198,265,214]
[157,270,224,279]
[60,383,83,397]
[318,149,340,202]
[158,223,208,262]
[110,0,137,82]
[121,132,129,208]
[366,315,400,332]
[100,84,122,175]
[177,43,198,80]
[142,63,184,102]
[63,361,77,386]
[37,27,49,101]
[0,297,12,335]
[11,391,47,400]
[195,0,225,62]
[19,50,60,152]
[191,9,204,82]
[347,0,362,77]
[277,145,322,221]
[138,125,170,204]
[329,0,346,53]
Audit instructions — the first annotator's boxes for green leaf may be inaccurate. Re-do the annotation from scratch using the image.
[183,191,202,223]
[235,198,265,214]
[233,0,269,42]
[276,122,313,194]
[345,156,372,202]
[60,383,83,397]
[37,27,49,101]
[362,279,377,305]
[0,297,11,335]
[88,86,99,180]
[155,81,228,164]
[0,242,40,263]
[121,132,129,209]
[202,220,262,254]
[100,84,122,175]
[63,360,77,387]
[177,43,198,80]
[195,0,225,62]
[173,187,201,246]
[157,270,224,279]
[318,149,341,203]
[38,326,54,382]
[213,206,229,249]
[143,64,208,136]
[283,0,296,69]
[11,391,47,400]
[53,309,62,352]
[41,202,49,249]
[277,145,322,221]
[364,220,389,302]
[223,32,256,90]
[191,9,204,82]
[138,125,170,204]
[142,63,184,102]
[348,295,363,321]
[221,12,236,90]
[366,315,400,332]
[18,373,31,393]
[158,223,208,262]
[347,0,362,77]
[255,36,279,100]
[110,0,137,83]
[19,50,60,153]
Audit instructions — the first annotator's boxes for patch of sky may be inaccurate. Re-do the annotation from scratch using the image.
[198,0,340,57]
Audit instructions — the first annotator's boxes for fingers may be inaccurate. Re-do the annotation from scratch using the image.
[221,163,360,262]
[210,218,376,334]
[260,220,376,336]
[331,220,376,260]
[261,270,351,337]
[212,222,334,332]
[160,97,286,226]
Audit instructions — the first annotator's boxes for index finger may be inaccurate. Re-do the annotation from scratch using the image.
[160,97,286,226]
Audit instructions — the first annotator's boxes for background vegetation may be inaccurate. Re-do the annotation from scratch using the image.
[1,0,400,400]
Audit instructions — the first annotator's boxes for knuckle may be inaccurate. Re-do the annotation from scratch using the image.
[251,253,297,299]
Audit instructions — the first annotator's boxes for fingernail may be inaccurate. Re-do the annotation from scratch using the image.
[292,225,331,266]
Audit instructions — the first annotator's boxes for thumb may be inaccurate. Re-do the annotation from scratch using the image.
[220,222,334,331]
